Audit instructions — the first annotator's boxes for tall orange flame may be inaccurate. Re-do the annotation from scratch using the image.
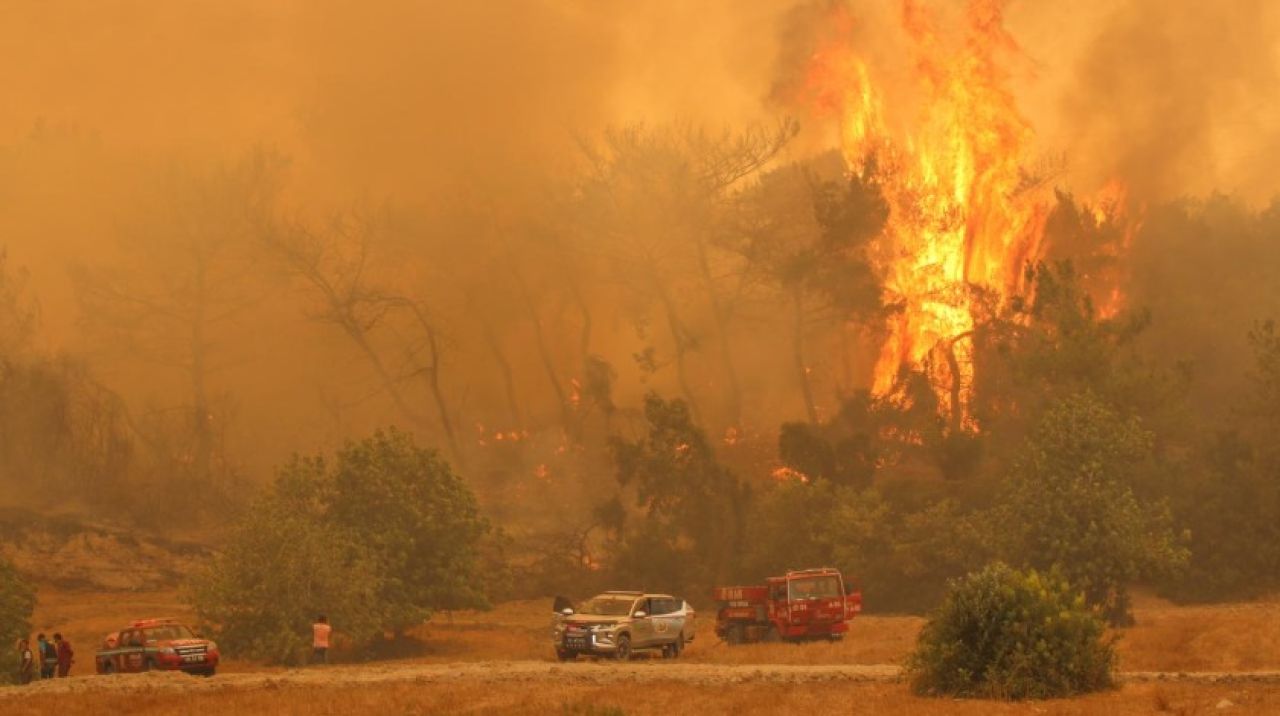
[804,0,1053,424]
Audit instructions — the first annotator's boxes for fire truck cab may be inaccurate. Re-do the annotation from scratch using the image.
[714,567,862,643]
[96,618,219,677]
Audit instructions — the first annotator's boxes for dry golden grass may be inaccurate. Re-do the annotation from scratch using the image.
[1117,591,1280,672]
[10,587,1280,715]
[4,678,1279,715]
[26,589,1280,673]
[411,592,1280,674]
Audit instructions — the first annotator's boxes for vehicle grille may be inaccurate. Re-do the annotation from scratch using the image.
[175,645,207,662]
[563,627,591,651]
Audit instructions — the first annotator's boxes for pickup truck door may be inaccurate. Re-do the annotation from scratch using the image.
[650,598,681,643]
[630,599,655,647]
[126,630,148,672]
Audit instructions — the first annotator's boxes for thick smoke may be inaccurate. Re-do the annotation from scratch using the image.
[2,0,1279,513]
[1059,0,1280,203]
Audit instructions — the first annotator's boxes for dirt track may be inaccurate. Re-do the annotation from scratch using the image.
[5,661,1280,699]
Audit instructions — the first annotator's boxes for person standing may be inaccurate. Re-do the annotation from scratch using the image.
[17,639,34,684]
[311,615,331,665]
[53,633,73,678]
[36,633,56,679]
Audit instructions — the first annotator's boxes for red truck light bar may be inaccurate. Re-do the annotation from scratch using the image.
[130,618,180,628]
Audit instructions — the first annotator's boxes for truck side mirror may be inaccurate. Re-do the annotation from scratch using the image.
[633,611,647,619]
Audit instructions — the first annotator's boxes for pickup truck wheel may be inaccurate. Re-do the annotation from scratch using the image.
[673,634,685,658]
[614,634,631,661]
[661,640,677,659]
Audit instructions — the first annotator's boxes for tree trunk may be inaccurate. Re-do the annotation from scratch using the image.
[656,284,702,423]
[339,317,422,428]
[190,253,214,485]
[568,278,593,372]
[943,331,974,433]
[694,237,742,428]
[403,302,462,463]
[482,320,523,430]
[792,287,818,424]
[512,269,574,435]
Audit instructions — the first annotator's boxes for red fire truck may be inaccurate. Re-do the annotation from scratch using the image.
[95,618,219,676]
[713,567,862,644]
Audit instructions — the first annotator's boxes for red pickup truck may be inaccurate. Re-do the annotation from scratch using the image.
[96,618,219,676]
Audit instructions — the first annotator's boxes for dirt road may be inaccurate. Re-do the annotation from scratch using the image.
[6,661,1280,700]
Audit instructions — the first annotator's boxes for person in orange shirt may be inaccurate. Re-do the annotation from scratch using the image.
[312,615,331,665]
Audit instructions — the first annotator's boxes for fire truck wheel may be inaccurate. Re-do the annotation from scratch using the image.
[556,649,577,662]
[142,658,154,672]
[614,634,632,661]
[763,626,781,643]
[725,625,745,646]
[101,662,115,675]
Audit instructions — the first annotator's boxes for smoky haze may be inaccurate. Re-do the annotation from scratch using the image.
[1,0,1279,518]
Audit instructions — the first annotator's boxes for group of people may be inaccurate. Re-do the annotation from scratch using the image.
[13,617,328,681]
[16,632,73,684]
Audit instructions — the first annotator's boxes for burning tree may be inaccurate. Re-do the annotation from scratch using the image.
[779,1,1135,429]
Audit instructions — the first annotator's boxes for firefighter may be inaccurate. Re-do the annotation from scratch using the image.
[312,615,331,665]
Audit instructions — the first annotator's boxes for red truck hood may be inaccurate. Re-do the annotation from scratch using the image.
[158,639,211,648]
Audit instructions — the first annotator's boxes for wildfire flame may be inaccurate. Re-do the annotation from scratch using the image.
[803,0,1064,424]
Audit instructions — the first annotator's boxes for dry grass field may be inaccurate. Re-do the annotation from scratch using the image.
[7,586,1280,714]
[4,678,1280,716]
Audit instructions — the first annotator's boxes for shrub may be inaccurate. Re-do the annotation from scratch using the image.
[187,462,386,664]
[0,556,35,684]
[188,428,494,663]
[907,563,1115,700]
[998,392,1186,624]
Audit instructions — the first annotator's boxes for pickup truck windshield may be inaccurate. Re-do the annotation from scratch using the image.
[788,576,842,600]
[577,596,636,616]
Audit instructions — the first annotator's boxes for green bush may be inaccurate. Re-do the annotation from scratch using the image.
[186,464,386,664]
[907,563,1115,700]
[998,392,1186,624]
[189,428,494,664]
